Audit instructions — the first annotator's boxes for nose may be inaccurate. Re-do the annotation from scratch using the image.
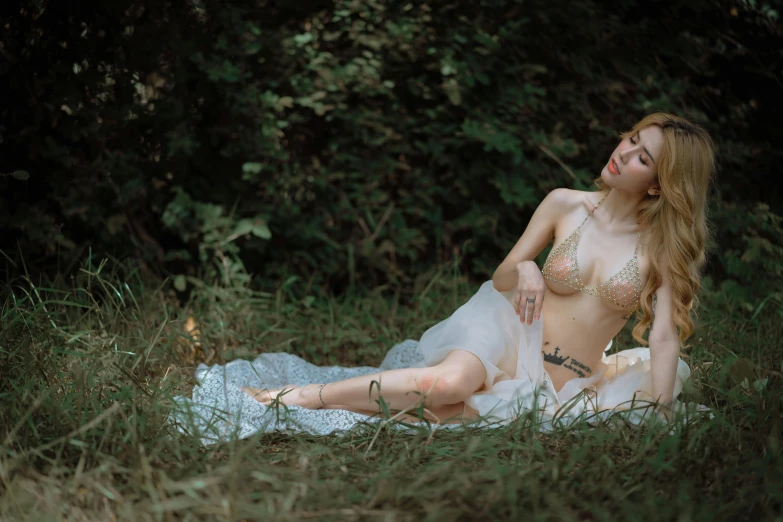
[619,143,635,164]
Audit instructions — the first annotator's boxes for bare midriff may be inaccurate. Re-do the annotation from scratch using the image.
[539,279,633,393]
[534,190,650,392]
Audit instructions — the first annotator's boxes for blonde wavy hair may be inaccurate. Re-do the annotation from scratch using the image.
[594,112,716,348]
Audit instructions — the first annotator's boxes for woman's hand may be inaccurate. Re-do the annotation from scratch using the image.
[513,261,545,325]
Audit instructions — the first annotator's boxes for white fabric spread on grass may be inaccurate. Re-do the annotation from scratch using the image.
[171,281,712,445]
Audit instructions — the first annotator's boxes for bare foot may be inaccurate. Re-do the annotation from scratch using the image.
[242,384,324,409]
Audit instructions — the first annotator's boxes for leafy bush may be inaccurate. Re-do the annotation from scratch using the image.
[1,0,781,312]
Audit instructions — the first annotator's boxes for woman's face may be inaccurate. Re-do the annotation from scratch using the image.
[602,125,664,196]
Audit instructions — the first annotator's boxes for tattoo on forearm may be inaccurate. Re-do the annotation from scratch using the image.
[542,346,592,378]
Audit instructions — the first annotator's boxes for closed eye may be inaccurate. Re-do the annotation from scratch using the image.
[629,136,649,166]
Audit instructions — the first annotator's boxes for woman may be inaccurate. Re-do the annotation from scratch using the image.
[241,112,716,426]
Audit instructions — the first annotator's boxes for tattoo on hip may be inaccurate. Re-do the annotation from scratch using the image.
[542,346,592,378]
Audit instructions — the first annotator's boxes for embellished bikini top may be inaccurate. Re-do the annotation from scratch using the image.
[541,189,643,316]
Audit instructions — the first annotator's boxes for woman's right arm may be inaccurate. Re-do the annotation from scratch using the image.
[491,188,572,292]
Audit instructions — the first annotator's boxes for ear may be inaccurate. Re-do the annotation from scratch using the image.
[647,182,662,197]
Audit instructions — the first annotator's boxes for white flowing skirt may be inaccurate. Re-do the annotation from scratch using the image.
[171,281,711,445]
[417,280,699,424]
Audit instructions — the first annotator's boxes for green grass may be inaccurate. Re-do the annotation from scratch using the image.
[0,259,781,521]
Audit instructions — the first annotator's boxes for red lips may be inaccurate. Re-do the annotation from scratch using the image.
[609,159,620,175]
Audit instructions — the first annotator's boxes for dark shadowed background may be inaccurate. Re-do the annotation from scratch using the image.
[1,0,781,309]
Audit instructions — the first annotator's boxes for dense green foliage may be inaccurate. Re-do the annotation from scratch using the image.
[1,0,782,313]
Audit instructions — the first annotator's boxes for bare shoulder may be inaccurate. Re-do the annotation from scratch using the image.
[544,189,610,243]
[543,187,582,211]
[545,188,595,223]
[534,188,577,240]
[568,188,607,213]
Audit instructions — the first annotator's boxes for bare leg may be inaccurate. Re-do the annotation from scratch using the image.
[243,349,487,414]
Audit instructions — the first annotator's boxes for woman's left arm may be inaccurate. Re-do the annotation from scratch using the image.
[648,261,682,420]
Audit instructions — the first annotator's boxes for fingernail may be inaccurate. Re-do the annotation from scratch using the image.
[535,315,539,320]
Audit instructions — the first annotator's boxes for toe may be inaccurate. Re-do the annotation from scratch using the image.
[242,385,299,404]
[242,387,269,402]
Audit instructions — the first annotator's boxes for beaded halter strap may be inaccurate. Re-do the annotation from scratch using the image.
[541,189,643,317]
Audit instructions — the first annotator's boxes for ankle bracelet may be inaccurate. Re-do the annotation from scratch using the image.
[318,383,327,406]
